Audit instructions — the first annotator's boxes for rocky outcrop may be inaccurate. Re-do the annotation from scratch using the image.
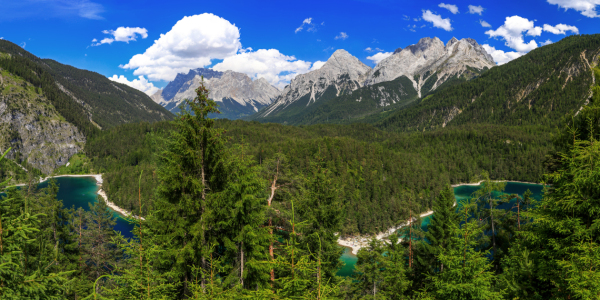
[257,49,371,117]
[365,37,496,97]
[0,72,84,174]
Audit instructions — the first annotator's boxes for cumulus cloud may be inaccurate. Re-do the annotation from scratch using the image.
[367,52,393,64]
[543,23,579,34]
[541,39,554,45]
[485,16,541,52]
[120,13,241,81]
[92,27,148,46]
[547,0,600,18]
[310,61,326,71]
[439,3,459,14]
[212,49,313,89]
[482,44,525,65]
[422,10,453,31]
[480,20,491,27]
[468,5,485,15]
[335,32,349,40]
[295,18,313,33]
[108,75,160,96]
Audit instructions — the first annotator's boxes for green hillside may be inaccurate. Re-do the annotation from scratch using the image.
[377,34,600,132]
[0,40,173,131]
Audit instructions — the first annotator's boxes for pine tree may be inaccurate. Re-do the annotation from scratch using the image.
[0,148,72,298]
[149,77,229,297]
[208,144,270,289]
[423,199,504,300]
[422,185,459,273]
[515,112,600,299]
[297,156,344,282]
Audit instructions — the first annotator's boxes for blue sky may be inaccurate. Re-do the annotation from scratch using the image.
[1,0,598,95]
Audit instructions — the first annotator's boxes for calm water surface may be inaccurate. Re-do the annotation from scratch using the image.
[2,177,136,238]
[336,181,545,277]
[3,178,544,276]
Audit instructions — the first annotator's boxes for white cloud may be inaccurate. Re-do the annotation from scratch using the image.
[365,47,384,52]
[335,32,349,40]
[121,13,241,81]
[543,23,579,34]
[0,37,3,40]
[20,42,26,48]
[468,5,485,15]
[403,15,410,20]
[541,39,554,45]
[485,16,541,52]
[212,49,313,89]
[367,52,393,64]
[439,3,459,14]
[482,44,525,65]
[422,10,453,31]
[480,20,492,27]
[295,17,313,33]
[547,0,600,18]
[310,61,326,71]
[108,75,160,96]
[93,27,148,46]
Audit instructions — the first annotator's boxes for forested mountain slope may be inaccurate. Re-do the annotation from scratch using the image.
[377,34,600,132]
[0,40,173,130]
[85,119,552,235]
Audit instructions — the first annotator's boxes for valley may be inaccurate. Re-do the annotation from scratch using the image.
[1,31,599,299]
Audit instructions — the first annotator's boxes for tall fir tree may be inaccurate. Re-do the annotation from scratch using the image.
[149,77,229,297]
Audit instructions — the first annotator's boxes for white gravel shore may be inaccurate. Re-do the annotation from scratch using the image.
[338,210,434,255]
[9,174,144,220]
[339,180,544,255]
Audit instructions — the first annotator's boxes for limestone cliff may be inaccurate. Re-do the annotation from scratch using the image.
[0,69,84,174]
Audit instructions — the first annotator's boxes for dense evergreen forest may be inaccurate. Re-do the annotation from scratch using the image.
[2,78,598,299]
[85,118,552,235]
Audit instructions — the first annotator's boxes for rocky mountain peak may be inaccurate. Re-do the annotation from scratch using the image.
[393,47,403,54]
[447,37,459,47]
[365,36,496,97]
[405,37,444,56]
[256,50,371,118]
[324,49,371,76]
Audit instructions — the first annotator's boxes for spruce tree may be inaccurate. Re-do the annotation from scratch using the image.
[422,185,459,273]
[297,156,344,282]
[150,77,229,297]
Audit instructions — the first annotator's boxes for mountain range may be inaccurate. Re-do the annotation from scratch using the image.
[151,68,280,119]
[250,37,495,124]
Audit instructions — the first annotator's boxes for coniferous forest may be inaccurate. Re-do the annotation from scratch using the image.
[2,71,599,299]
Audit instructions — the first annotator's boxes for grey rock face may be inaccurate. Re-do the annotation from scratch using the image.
[162,68,224,101]
[365,37,496,97]
[0,74,85,174]
[259,49,371,117]
[152,70,280,116]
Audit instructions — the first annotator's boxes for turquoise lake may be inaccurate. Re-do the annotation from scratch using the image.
[336,181,545,277]
[2,177,545,277]
[3,177,136,239]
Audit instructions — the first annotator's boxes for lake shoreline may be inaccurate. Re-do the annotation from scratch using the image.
[338,210,434,255]
[338,180,544,255]
[8,174,144,221]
